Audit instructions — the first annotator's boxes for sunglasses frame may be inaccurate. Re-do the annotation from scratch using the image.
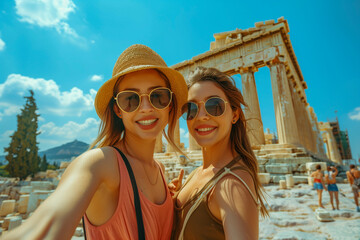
[114,87,173,113]
[182,97,229,120]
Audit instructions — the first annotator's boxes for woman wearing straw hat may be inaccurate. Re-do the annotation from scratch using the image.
[3,44,187,240]
[171,67,268,240]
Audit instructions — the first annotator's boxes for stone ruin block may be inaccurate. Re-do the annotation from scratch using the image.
[306,162,326,171]
[30,181,53,191]
[272,175,286,183]
[258,173,271,185]
[18,195,29,214]
[46,170,58,178]
[285,174,294,188]
[8,216,22,231]
[27,190,53,214]
[2,216,13,229]
[0,200,16,217]
[0,194,9,206]
[19,186,33,194]
[279,180,287,189]
[265,164,293,174]
[293,176,309,184]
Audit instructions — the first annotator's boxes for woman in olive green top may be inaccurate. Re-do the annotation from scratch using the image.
[172,67,268,240]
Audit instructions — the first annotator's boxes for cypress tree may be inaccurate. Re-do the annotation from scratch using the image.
[4,90,40,179]
[39,154,48,171]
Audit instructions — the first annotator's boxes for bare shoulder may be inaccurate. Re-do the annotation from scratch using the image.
[61,146,118,185]
[213,168,256,204]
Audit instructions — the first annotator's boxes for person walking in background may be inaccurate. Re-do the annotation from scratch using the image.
[325,166,340,210]
[310,164,327,209]
[2,44,188,240]
[346,164,360,212]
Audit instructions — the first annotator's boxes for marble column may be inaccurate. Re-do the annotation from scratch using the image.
[318,122,342,164]
[268,58,300,145]
[307,106,327,157]
[154,132,163,153]
[166,120,180,152]
[240,67,265,145]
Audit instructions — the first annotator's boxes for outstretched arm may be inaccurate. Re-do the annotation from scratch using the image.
[209,170,259,240]
[2,147,113,240]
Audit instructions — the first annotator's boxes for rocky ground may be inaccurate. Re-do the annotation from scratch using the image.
[259,183,360,240]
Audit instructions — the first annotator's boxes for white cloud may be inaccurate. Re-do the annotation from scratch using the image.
[0,74,97,117]
[349,107,360,120]
[0,102,21,121]
[0,38,5,51]
[39,118,100,149]
[90,75,103,82]
[15,0,78,39]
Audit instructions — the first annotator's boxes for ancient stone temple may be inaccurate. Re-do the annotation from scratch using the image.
[154,17,343,183]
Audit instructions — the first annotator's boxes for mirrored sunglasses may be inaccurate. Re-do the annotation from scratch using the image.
[181,97,228,120]
[114,87,172,113]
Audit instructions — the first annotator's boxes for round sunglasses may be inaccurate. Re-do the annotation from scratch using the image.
[181,97,228,120]
[114,87,173,113]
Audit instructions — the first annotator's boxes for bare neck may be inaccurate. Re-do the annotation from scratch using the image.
[201,137,235,169]
[117,133,156,165]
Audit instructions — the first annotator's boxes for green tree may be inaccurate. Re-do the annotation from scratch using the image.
[4,90,41,179]
[39,154,48,171]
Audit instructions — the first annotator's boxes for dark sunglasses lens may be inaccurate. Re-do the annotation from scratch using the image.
[117,92,140,112]
[150,89,171,109]
[182,102,198,120]
[205,98,225,116]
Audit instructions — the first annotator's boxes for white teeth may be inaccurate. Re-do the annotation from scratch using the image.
[137,119,157,125]
[197,127,215,132]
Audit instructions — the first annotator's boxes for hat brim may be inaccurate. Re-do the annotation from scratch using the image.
[95,65,187,120]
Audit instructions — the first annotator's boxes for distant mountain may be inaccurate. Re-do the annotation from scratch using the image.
[39,140,89,161]
[0,140,89,164]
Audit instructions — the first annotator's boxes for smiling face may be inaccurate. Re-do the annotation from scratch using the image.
[187,81,238,148]
[113,69,170,141]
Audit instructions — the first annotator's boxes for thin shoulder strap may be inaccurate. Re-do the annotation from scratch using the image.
[178,162,260,240]
[180,156,241,210]
[113,147,146,240]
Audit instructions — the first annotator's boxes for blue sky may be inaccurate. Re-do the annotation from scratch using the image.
[0,0,359,160]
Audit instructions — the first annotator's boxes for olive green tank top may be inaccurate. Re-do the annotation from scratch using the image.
[172,157,259,240]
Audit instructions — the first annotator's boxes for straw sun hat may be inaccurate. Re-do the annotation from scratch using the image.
[94,44,187,120]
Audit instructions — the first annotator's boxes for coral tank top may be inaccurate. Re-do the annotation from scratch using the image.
[84,149,173,240]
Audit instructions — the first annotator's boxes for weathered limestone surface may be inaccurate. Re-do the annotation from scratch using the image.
[318,121,342,164]
[30,181,53,191]
[8,216,21,231]
[240,67,265,145]
[18,195,29,214]
[0,200,15,217]
[260,183,360,240]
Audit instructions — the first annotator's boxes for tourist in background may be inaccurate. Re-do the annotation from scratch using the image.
[325,165,340,210]
[171,66,268,240]
[346,164,360,212]
[2,44,188,240]
[310,164,327,209]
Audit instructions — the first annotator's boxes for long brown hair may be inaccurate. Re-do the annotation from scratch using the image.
[89,69,182,154]
[187,66,268,217]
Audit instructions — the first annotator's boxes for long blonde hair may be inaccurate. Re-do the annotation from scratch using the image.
[89,69,182,153]
[187,66,268,217]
